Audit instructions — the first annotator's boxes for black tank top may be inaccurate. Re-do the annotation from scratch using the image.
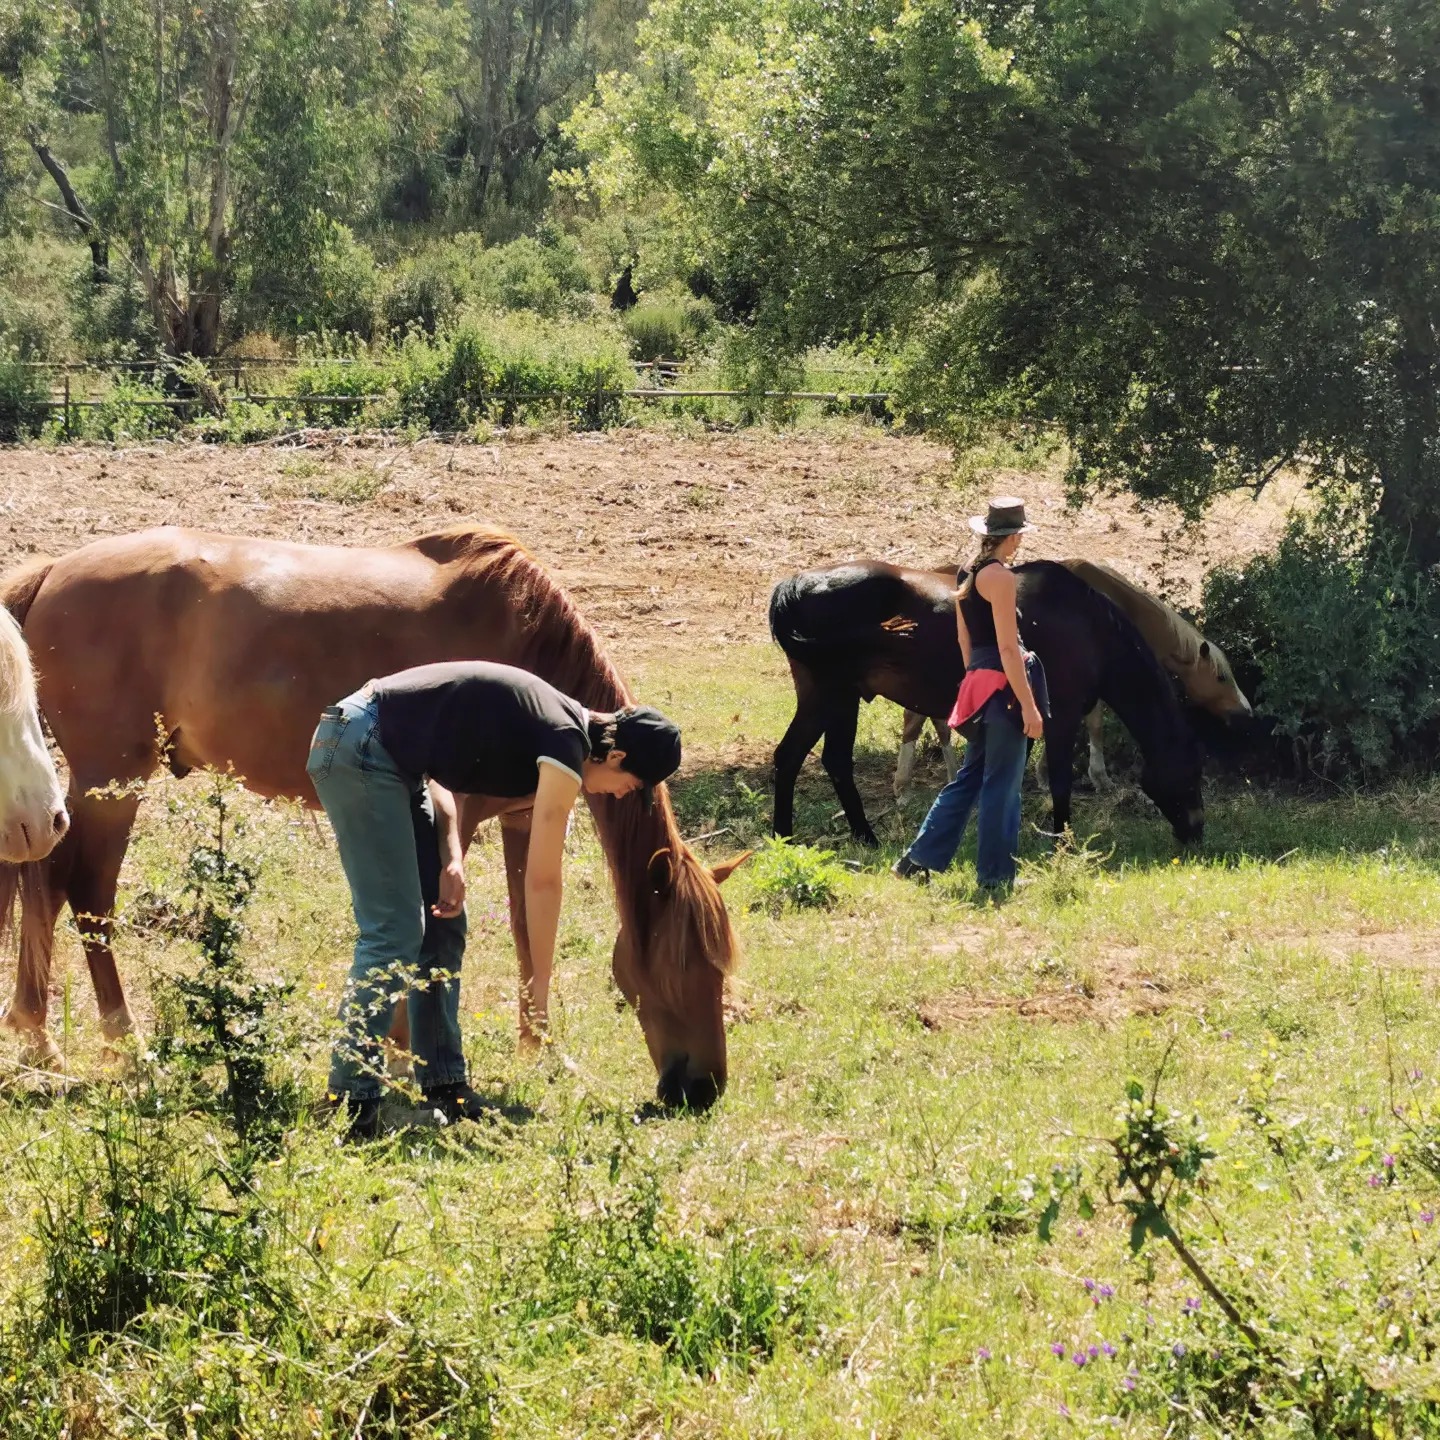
[958,557,1003,649]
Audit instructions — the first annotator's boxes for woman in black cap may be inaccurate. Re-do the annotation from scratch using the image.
[306,659,682,1138]
[894,497,1046,893]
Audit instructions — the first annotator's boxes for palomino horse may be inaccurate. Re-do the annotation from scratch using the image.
[0,608,67,864]
[0,526,744,1109]
[769,559,1205,846]
[892,558,1252,793]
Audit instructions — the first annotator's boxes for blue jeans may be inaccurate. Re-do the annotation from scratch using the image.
[903,712,1028,887]
[307,691,468,1100]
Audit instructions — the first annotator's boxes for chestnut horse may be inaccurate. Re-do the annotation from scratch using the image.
[0,609,68,863]
[0,526,743,1109]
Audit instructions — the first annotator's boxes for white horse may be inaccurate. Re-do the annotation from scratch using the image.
[0,607,67,862]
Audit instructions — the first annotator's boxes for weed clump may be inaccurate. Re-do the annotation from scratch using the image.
[748,836,848,913]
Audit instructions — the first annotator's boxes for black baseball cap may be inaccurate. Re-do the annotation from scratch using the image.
[614,705,682,808]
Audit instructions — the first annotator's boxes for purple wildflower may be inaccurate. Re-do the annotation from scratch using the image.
[1052,1342,1066,1357]
[1098,1283,1115,1300]
[1123,1373,1137,1392]
[1420,1211,1435,1225]
[1102,1341,1117,1357]
[1411,1068,1424,1082]
[1083,1278,1096,1292]
[1075,1225,1086,1238]
[1184,1297,1201,1313]
[1073,1352,1088,1368]
[1059,1403,1071,1418]
[1220,1029,1232,1039]
[1173,1342,1187,1359]
[976,1346,992,1362]
[1087,1345,1100,1360]
[1383,1153,1396,1169]
[1367,1173,1383,1188]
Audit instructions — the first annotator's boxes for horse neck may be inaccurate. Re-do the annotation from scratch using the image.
[584,788,682,935]
[1095,639,1187,759]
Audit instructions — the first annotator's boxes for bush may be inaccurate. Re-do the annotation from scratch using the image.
[474,233,592,318]
[382,250,465,336]
[0,351,47,442]
[1202,491,1440,777]
[748,836,848,912]
[622,297,698,362]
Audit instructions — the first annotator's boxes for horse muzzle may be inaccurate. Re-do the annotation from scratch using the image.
[656,1054,726,1112]
[0,801,68,864]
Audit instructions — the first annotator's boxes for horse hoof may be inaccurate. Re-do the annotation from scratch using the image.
[18,1030,64,1072]
[98,1007,137,1044]
[857,830,880,849]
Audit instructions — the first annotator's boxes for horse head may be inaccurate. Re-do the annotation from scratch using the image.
[1186,639,1253,723]
[0,608,68,864]
[609,840,749,1111]
[1139,726,1207,845]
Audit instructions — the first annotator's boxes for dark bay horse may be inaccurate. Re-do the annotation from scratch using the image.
[769,559,1206,847]
[0,526,745,1109]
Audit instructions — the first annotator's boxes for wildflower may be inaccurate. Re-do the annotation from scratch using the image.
[976,1347,991,1362]
[1183,1297,1201,1313]
[1087,1345,1099,1360]
[1124,1369,1138,1391]
[1051,1342,1066,1357]
[1367,1173,1383,1188]
[1172,1342,1187,1358]
[1102,1341,1117,1357]
[1420,1211,1435,1225]
[1083,1278,1096,1292]
[1410,1068,1424,1082]
[1059,1403,1071,1418]
[1098,1284,1115,1300]
[1073,1352,1087,1368]
[1383,1153,1396,1170]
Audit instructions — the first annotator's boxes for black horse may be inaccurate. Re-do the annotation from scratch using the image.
[768,559,1206,846]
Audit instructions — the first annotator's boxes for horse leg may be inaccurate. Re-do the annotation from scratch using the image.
[893,709,927,795]
[2,848,72,1069]
[1042,709,1083,838]
[1085,706,1113,791]
[773,670,827,838]
[934,718,960,783]
[820,691,877,847]
[499,813,540,1053]
[63,788,143,1044]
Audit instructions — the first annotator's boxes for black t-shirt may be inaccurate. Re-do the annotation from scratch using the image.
[373,661,589,796]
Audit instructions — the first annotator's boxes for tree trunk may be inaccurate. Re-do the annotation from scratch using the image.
[27,135,110,285]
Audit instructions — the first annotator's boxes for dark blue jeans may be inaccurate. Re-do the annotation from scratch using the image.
[903,711,1027,887]
[307,691,468,1100]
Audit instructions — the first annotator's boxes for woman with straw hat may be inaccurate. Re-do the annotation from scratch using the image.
[893,497,1047,894]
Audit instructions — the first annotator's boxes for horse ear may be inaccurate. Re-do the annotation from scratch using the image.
[648,847,674,894]
[709,850,753,886]
[1199,640,1211,659]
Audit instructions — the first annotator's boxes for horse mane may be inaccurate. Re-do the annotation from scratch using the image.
[0,608,36,720]
[1062,559,1208,670]
[405,526,737,983]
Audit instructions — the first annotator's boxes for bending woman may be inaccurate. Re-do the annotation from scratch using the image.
[306,660,682,1140]
[894,497,1047,892]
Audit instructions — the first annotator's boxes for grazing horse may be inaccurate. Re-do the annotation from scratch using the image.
[892,559,1252,793]
[0,526,745,1109]
[0,609,68,864]
[770,559,1205,847]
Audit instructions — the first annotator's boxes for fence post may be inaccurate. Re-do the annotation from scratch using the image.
[63,373,72,442]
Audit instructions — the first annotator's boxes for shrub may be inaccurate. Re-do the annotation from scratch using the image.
[748,836,848,912]
[1202,490,1440,777]
[0,350,47,442]
[623,299,690,362]
[476,232,591,317]
[382,250,465,336]
[537,1138,819,1373]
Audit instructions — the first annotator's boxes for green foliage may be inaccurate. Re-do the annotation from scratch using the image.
[24,1098,286,1342]
[1203,492,1440,777]
[622,293,712,362]
[382,250,466,336]
[748,836,847,913]
[537,1130,819,1373]
[578,0,1440,561]
[0,349,44,442]
[154,777,298,1152]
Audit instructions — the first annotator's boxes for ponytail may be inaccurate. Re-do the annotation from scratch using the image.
[957,535,1007,599]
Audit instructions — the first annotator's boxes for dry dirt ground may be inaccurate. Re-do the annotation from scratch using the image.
[0,428,1297,681]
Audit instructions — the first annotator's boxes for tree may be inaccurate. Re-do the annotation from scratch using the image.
[576,0,1440,564]
[5,0,448,356]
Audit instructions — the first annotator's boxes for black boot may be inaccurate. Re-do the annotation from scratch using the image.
[420,1080,493,1125]
[339,1093,382,1143]
[892,854,930,882]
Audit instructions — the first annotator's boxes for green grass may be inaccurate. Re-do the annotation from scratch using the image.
[5,648,1440,1436]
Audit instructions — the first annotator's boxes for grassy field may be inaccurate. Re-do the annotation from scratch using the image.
[2,636,1439,1439]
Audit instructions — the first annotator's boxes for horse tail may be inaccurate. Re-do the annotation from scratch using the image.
[768,574,914,658]
[1,555,56,625]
